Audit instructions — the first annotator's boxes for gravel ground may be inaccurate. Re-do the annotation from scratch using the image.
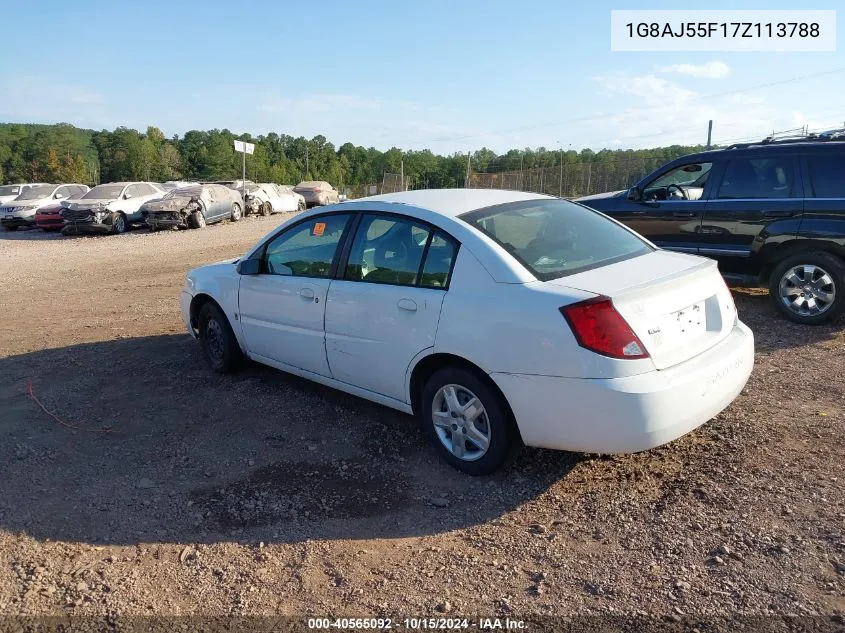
[0,217,843,624]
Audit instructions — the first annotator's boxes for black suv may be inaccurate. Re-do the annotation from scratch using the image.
[577,133,845,325]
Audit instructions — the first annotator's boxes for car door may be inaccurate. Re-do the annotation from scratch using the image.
[324,213,459,402]
[237,212,354,376]
[699,154,803,275]
[202,185,222,222]
[612,160,716,253]
[120,184,147,220]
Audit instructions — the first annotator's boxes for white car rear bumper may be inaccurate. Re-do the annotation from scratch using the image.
[491,321,754,454]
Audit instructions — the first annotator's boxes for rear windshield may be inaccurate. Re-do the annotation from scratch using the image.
[17,185,56,200]
[460,199,653,280]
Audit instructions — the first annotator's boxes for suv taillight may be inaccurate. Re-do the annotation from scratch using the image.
[560,297,649,359]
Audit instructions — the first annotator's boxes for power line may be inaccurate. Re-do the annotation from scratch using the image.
[415,66,845,146]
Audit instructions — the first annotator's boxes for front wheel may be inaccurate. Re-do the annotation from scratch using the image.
[420,367,519,475]
[230,203,242,222]
[188,211,206,229]
[769,252,845,324]
[111,213,126,235]
[260,201,271,217]
[197,303,244,373]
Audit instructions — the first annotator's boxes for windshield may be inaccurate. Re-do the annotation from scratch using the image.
[83,184,125,200]
[0,185,21,196]
[17,185,57,200]
[460,199,653,281]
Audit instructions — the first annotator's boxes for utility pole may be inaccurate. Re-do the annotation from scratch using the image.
[558,141,563,198]
[466,152,471,188]
[305,145,309,179]
[706,120,713,149]
[519,151,524,191]
[400,159,404,191]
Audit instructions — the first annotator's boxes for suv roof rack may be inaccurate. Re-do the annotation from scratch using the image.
[725,128,845,150]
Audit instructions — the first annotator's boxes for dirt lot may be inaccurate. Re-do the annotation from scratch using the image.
[0,217,843,625]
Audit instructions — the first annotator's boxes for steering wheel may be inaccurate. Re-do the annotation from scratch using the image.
[666,184,688,200]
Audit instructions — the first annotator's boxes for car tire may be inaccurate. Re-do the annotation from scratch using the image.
[297,199,306,212]
[188,211,206,229]
[769,251,845,325]
[111,212,127,235]
[230,203,242,222]
[197,302,244,374]
[420,367,520,476]
[260,202,271,217]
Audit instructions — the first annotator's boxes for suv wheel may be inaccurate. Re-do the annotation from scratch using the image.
[769,252,845,324]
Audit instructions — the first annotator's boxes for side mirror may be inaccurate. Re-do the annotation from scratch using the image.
[124,192,133,200]
[237,258,261,275]
[54,192,66,200]
[627,186,642,202]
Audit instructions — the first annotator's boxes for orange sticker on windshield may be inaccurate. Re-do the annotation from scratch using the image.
[312,222,326,236]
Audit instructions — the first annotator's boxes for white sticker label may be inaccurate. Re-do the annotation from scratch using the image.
[611,10,836,51]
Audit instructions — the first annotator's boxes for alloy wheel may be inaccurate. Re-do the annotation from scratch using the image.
[431,384,491,461]
[778,264,836,317]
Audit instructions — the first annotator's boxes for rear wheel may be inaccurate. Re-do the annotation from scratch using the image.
[297,199,306,212]
[230,203,242,222]
[197,303,243,373]
[769,251,845,324]
[420,367,519,475]
[260,201,271,216]
[188,211,206,229]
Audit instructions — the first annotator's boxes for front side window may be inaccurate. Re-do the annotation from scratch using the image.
[717,157,795,199]
[806,154,845,197]
[345,215,431,286]
[644,162,712,201]
[263,214,351,277]
[461,199,653,281]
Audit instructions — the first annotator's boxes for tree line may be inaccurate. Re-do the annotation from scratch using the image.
[0,122,704,190]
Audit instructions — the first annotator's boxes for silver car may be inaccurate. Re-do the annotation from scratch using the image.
[293,181,340,207]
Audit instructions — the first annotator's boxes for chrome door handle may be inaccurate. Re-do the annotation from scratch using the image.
[397,298,417,312]
[299,288,316,301]
[672,211,696,217]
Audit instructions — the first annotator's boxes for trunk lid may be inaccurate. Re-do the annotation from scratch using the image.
[549,250,737,370]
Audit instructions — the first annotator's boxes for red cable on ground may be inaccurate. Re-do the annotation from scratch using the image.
[27,380,117,434]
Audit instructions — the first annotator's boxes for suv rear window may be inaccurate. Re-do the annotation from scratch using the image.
[460,199,653,281]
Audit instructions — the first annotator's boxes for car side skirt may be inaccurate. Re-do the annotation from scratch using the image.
[247,352,415,415]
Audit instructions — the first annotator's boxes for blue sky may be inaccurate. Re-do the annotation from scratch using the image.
[2,0,843,153]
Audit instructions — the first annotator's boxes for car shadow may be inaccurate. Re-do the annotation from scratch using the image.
[0,335,583,545]
[0,226,63,240]
[730,287,845,352]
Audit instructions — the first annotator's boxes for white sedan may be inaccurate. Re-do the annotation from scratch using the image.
[180,190,754,475]
[245,184,307,216]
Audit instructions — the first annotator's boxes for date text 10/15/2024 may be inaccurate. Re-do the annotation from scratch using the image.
[307,617,527,630]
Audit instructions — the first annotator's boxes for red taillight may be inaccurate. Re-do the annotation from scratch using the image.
[560,296,649,360]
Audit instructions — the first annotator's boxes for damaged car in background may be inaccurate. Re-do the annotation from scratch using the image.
[244,183,306,216]
[293,180,340,207]
[142,184,243,231]
[61,182,165,235]
[1,183,89,231]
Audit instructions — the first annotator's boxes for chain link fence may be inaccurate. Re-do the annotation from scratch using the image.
[469,157,668,198]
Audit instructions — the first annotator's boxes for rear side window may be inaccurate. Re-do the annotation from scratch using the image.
[806,154,845,197]
[717,157,795,199]
[461,199,653,281]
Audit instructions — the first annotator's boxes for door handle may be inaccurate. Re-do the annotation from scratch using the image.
[397,298,417,312]
[762,210,799,218]
[299,288,316,302]
[672,211,696,218]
